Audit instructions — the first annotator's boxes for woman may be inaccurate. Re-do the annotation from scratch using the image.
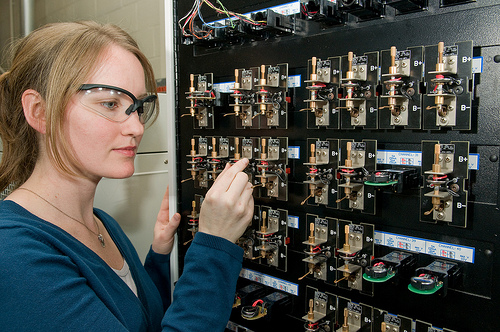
[0,21,253,331]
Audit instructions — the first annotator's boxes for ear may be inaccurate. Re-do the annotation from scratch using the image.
[22,89,46,134]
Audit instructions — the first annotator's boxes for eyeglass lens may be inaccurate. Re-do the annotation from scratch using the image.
[80,87,155,124]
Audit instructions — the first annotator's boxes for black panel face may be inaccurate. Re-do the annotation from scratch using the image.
[174,1,500,331]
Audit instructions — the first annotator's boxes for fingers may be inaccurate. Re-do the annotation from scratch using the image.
[156,186,171,225]
[225,171,251,198]
[211,158,249,192]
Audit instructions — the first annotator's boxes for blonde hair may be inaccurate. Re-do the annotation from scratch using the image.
[0,21,157,191]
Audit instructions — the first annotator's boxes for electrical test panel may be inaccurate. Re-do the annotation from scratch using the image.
[173,1,500,331]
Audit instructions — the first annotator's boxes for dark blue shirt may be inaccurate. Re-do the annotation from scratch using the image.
[0,200,243,331]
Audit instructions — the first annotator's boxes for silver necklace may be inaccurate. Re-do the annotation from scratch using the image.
[17,187,106,248]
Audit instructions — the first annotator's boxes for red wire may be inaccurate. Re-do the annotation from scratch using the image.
[252,299,264,307]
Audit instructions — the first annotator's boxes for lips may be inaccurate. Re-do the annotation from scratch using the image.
[113,146,137,157]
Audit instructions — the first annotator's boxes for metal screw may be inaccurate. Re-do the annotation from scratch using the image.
[440,117,448,124]
[394,117,401,124]
[445,156,452,163]
[437,212,445,220]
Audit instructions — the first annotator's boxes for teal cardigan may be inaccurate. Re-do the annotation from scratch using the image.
[0,200,243,331]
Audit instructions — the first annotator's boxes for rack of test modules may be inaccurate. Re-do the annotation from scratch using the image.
[173,0,500,331]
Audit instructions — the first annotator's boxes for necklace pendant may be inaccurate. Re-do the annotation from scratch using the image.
[98,234,106,248]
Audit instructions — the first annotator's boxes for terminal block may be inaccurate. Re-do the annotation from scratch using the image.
[299,215,336,282]
[183,195,203,245]
[363,251,416,283]
[227,68,260,128]
[373,311,413,332]
[206,136,230,182]
[339,51,379,129]
[299,0,346,27]
[408,259,460,296]
[302,57,340,128]
[183,136,209,188]
[415,320,457,332]
[241,10,293,40]
[337,0,385,20]
[423,41,473,130]
[336,299,373,332]
[385,0,427,13]
[302,139,339,207]
[420,141,469,227]
[335,221,374,294]
[379,46,424,129]
[253,64,289,129]
[336,140,377,214]
[302,288,336,332]
[252,137,288,201]
[241,291,292,322]
[182,73,215,128]
[364,167,419,194]
[234,283,267,309]
[253,206,288,271]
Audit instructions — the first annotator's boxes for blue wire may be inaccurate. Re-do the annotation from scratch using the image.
[198,1,227,29]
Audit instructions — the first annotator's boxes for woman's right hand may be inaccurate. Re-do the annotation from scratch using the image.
[198,158,254,243]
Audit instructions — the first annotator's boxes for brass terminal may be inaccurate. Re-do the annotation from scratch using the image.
[211,137,218,158]
[311,56,318,81]
[234,137,241,160]
[308,223,315,244]
[343,224,351,252]
[307,299,315,320]
[234,69,240,89]
[309,143,316,164]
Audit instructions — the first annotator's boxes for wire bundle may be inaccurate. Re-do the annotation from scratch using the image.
[179,0,266,40]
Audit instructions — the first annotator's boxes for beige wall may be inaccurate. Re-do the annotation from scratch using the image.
[1,0,165,80]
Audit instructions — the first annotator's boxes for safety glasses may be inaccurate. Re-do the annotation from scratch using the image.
[78,84,157,124]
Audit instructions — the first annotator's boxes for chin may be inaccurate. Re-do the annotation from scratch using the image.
[102,166,136,179]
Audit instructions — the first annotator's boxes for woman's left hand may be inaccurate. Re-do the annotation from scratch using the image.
[152,186,181,255]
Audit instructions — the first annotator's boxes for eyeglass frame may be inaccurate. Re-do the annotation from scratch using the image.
[78,84,158,124]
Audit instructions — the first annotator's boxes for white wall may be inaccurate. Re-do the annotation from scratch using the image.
[33,0,166,79]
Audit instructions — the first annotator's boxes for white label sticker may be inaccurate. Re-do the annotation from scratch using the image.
[288,215,299,229]
[288,146,300,159]
[375,231,475,263]
[240,268,299,295]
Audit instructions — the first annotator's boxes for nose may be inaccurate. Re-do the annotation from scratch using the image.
[121,111,145,138]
